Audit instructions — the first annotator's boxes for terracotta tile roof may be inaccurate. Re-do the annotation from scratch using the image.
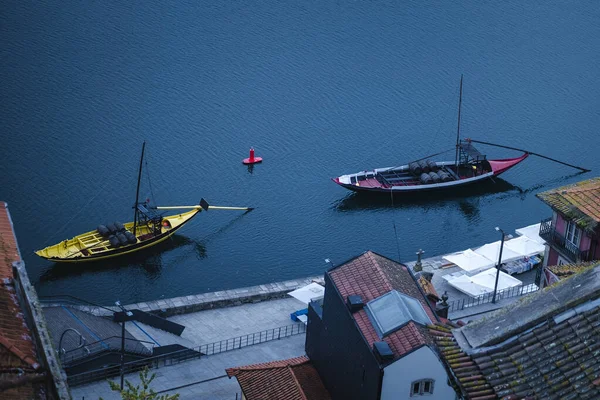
[536,177,600,233]
[429,324,495,400]
[433,263,600,399]
[0,202,43,397]
[226,356,331,400]
[547,261,600,279]
[328,251,438,360]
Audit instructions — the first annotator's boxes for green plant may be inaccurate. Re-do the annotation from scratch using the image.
[100,367,179,400]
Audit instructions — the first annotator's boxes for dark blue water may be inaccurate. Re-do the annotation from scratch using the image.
[2,1,599,305]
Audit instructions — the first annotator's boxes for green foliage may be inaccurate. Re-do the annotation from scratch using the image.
[100,367,179,400]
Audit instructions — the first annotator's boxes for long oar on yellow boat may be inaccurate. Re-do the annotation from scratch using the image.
[151,198,254,212]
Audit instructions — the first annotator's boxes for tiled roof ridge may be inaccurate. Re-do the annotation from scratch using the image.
[371,252,439,323]
[537,177,600,195]
[226,355,309,376]
[366,251,394,292]
[428,324,495,400]
[0,329,40,370]
[288,365,309,400]
[410,321,435,349]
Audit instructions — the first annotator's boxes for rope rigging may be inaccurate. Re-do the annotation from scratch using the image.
[39,179,113,248]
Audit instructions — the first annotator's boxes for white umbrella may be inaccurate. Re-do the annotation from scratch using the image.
[287,282,325,304]
[442,249,495,275]
[470,267,523,291]
[474,241,523,264]
[504,236,546,257]
[515,223,545,244]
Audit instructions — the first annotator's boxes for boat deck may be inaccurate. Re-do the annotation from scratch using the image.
[377,165,460,187]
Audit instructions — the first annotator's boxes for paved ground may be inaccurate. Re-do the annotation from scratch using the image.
[71,334,306,400]
[126,297,307,349]
[70,298,308,399]
[169,297,307,345]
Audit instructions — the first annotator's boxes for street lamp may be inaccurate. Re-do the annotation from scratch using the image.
[115,300,134,390]
[492,227,506,304]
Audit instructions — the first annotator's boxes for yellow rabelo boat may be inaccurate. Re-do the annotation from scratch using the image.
[35,143,252,263]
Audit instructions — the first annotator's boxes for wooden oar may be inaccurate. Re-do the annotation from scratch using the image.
[154,205,254,211]
[468,139,591,172]
[152,198,253,212]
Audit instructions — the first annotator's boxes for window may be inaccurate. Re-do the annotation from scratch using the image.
[565,221,581,247]
[411,379,434,396]
[366,290,430,337]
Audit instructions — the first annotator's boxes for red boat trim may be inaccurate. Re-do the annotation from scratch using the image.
[489,153,529,176]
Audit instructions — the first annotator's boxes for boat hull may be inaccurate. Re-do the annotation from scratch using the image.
[333,154,528,194]
[35,210,200,263]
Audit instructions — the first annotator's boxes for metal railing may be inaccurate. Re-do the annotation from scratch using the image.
[447,283,539,314]
[198,323,305,356]
[62,336,155,365]
[67,322,306,387]
[539,217,591,263]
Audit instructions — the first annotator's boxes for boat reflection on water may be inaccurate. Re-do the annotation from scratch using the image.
[38,210,253,283]
[333,177,520,212]
[39,234,206,282]
[333,171,588,224]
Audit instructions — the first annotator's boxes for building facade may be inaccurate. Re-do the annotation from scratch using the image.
[306,251,456,400]
[537,178,600,267]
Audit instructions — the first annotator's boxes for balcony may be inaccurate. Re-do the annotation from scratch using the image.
[539,217,591,263]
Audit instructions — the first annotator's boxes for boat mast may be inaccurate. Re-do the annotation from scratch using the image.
[455,74,463,167]
[132,141,146,236]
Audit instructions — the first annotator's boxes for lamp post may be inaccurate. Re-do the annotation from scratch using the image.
[492,227,506,304]
[115,301,134,390]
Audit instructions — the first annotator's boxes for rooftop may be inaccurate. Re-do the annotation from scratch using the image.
[547,261,600,279]
[226,356,331,400]
[433,262,600,399]
[328,251,438,361]
[457,263,600,349]
[0,202,44,398]
[536,177,600,232]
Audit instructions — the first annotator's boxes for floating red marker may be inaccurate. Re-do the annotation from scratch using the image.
[242,148,263,164]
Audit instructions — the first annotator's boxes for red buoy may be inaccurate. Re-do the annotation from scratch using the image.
[243,148,263,164]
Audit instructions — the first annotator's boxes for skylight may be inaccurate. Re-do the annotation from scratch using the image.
[366,290,431,337]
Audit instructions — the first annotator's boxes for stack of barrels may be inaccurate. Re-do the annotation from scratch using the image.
[408,160,452,184]
[97,222,138,247]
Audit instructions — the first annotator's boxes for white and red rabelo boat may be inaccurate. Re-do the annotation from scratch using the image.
[333,77,588,195]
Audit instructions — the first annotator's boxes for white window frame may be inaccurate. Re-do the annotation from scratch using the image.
[410,379,435,396]
[565,221,581,248]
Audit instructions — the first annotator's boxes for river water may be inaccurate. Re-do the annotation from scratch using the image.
[2,1,599,304]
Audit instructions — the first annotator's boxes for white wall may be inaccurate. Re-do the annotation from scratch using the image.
[380,346,456,400]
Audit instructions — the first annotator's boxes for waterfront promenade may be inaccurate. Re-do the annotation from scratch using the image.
[66,244,540,399]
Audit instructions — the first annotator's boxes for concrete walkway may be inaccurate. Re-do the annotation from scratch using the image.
[125,297,307,349]
[70,297,309,399]
[71,334,306,400]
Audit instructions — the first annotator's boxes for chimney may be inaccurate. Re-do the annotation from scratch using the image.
[435,291,450,319]
[346,295,364,313]
[373,342,394,363]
